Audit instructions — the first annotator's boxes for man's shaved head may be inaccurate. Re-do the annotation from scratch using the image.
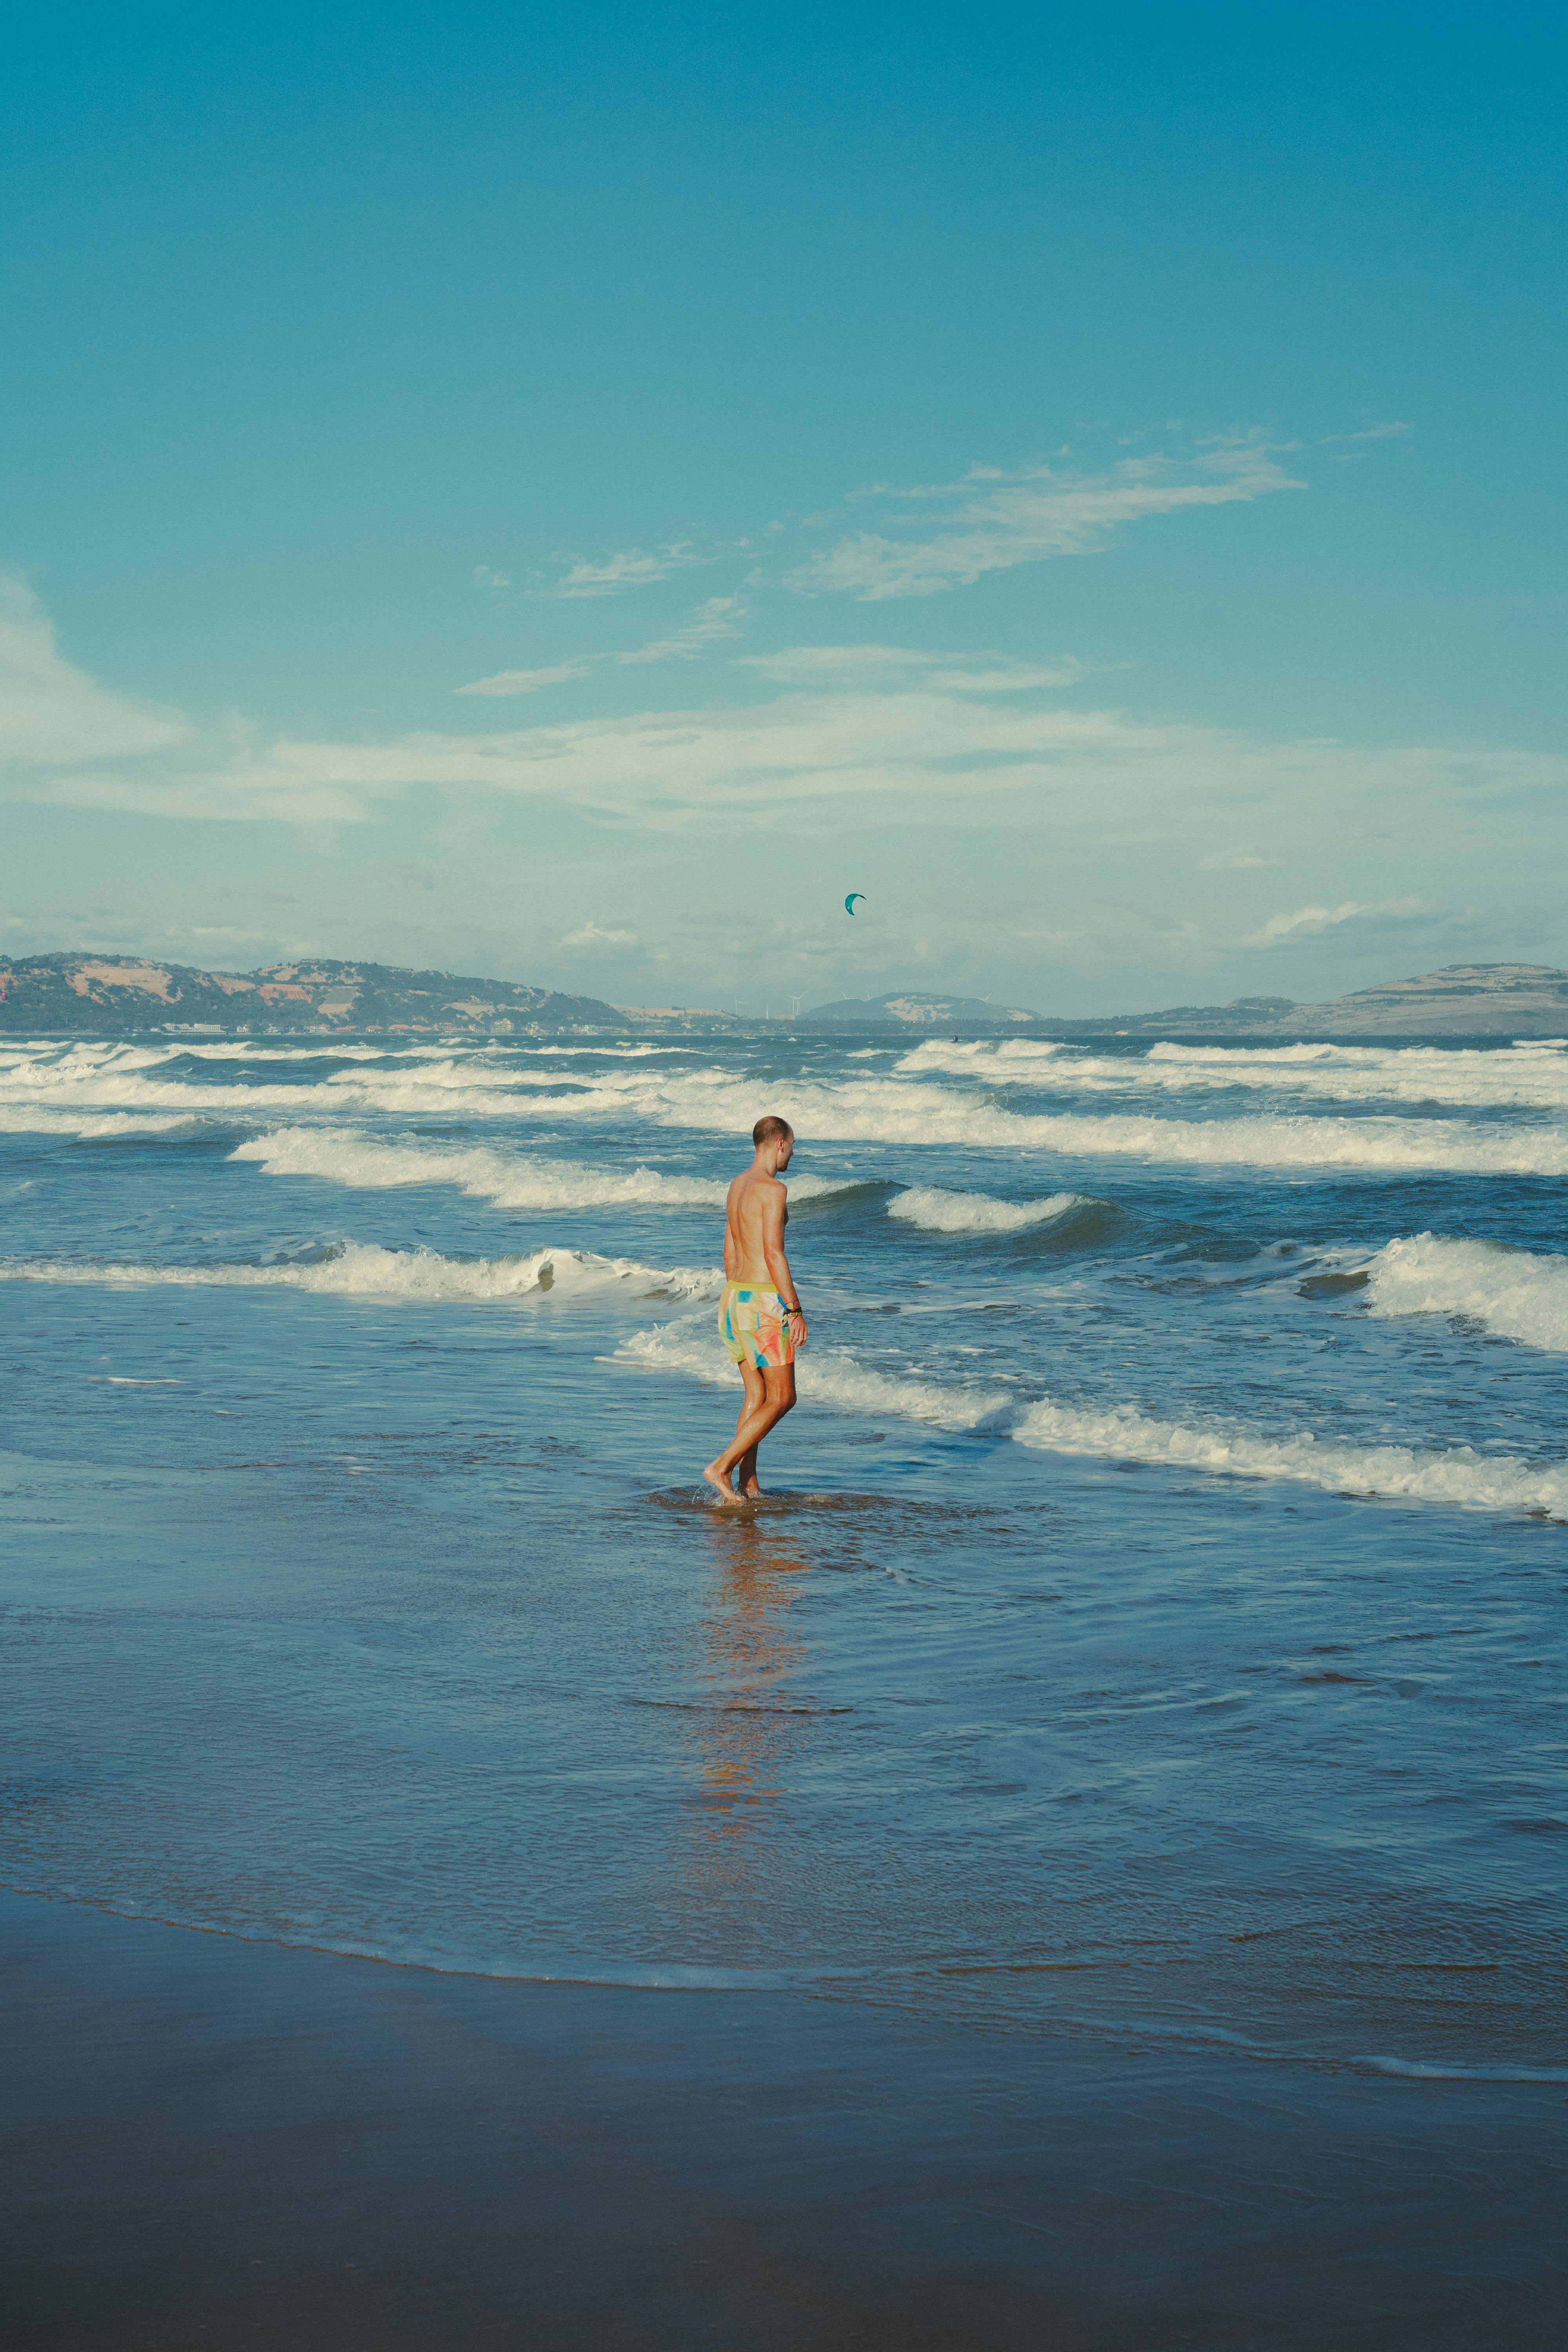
[752,1115,794,1148]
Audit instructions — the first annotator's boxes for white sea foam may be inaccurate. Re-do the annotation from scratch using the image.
[180,1042,394,1062]
[1365,1233,1568,1354]
[228,1125,857,1210]
[896,1040,1068,1074]
[229,1127,730,1209]
[887,1186,1087,1234]
[900,1035,1568,1111]
[0,1044,708,1122]
[0,1059,559,1119]
[519,1042,697,1057]
[1008,1396,1568,1515]
[618,1315,1568,1518]
[12,1038,1568,1173]
[1140,1039,1568,1111]
[613,1316,1013,1430]
[0,1107,200,1138]
[0,1242,722,1304]
[521,1066,1568,1174]
[13,1040,1568,1169]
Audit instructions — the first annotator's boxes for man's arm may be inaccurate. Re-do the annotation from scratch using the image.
[760,1183,802,1312]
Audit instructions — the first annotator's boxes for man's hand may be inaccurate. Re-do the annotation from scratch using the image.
[787,1308,808,1352]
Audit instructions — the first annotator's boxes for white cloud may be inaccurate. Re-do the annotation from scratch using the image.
[5,591,1559,913]
[456,600,748,698]
[552,545,699,598]
[561,921,638,948]
[738,645,1082,691]
[617,597,747,664]
[738,644,933,684]
[789,441,1304,599]
[926,659,1085,693]
[1248,897,1427,945]
[114,695,1560,870]
[1319,422,1411,445]
[0,573,191,764]
[472,565,512,589]
[1199,846,1278,870]
[456,662,592,698]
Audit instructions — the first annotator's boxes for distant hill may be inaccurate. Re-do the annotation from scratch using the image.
[7,953,1568,1040]
[1049,964,1568,1039]
[800,966,1568,1040]
[1268,963,1568,1038]
[797,991,1045,1033]
[0,954,746,1037]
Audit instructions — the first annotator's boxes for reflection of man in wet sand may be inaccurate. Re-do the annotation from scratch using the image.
[703,1117,808,1506]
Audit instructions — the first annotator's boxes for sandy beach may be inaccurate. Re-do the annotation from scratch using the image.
[7,1883,1565,2349]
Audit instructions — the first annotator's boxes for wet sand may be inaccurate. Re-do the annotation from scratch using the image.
[5,1886,1564,2350]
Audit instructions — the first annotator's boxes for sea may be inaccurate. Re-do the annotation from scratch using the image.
[3,1027,1566,2088]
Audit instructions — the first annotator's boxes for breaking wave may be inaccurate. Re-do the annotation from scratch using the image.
[896,1040,1068,1076]
[417,1065,1568,1173]
[230,1127,729,1210]
[229,1126,852,1211]
[0,1107,200,1138]
[0,1242,721,1304]
[613,1316,1013,1431]
[899,1035,1568,1111]
[12,1044,1568,1173]
[887,1186,1087,1234]
[617,1316,1568,1518]
[1007,1395,1568,1516]
[1365,1233,1568,1355]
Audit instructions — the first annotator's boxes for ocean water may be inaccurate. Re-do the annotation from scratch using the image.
[2,1029,1566,2082]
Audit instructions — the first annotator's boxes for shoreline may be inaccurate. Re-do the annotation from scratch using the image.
[6,1884,1564,2350]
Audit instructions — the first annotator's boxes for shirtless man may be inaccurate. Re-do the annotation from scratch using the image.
[702,1116,808,1505]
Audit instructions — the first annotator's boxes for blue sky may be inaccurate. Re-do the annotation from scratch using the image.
[2,4,1564,1013]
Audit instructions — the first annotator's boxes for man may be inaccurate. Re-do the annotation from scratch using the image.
[702,1116,808,1504]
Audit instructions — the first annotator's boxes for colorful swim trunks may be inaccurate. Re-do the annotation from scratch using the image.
[719,1281,796,1371]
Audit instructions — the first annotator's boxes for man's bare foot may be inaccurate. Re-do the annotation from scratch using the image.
[741,1475,762,1498]
[702,1462,745,1505]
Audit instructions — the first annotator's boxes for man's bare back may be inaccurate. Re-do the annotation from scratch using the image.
[723,1162,786,1284]
[703,1116,807,1505]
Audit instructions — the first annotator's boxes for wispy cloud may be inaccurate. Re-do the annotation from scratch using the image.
[561,920,638,948]
[788,441,1304,600]
[1247,897,1427,945]
[85,691,1559,862]
[456,661,593,698]
[737,644,933,684]
[617,597,747,664]
[551,545,700,598]
[738,645,1083,690]
[0,572,191,764]
[456,599,748,697]
[1318,422,1411,445]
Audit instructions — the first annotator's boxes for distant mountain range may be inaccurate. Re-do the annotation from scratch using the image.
[797,967,1568,1038]
[0,954,745,1037]
[4,953,1568,1039]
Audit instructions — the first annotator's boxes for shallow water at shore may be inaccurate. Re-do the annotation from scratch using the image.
[2,1029,1566,2083]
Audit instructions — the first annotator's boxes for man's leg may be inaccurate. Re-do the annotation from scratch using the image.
[733,1361,766,1496]
[703,1365,797,1503]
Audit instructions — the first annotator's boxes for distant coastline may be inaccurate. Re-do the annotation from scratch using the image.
[5,951,1568,1039]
